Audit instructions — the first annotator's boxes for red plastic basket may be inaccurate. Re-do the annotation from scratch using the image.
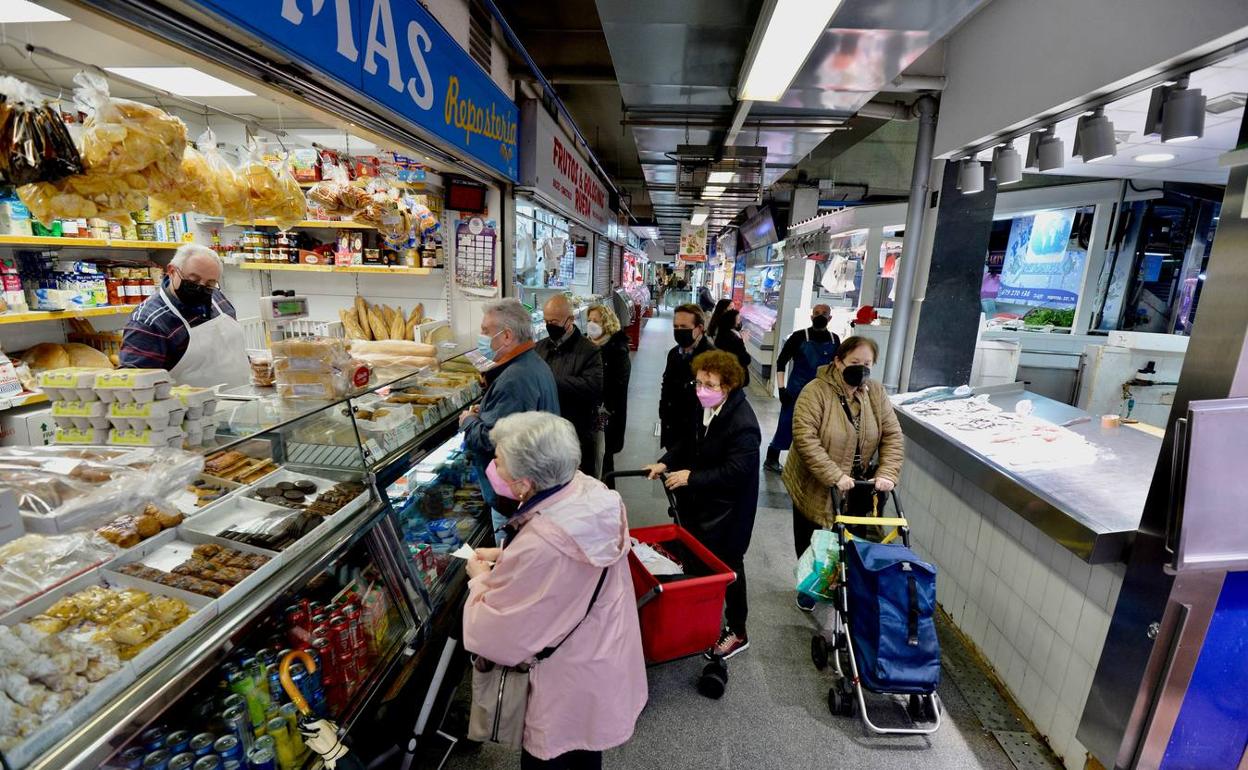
[628,524,736,664]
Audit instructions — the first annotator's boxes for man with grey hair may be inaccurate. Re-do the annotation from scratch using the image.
[120,244,250,387]
[535,294,603,475]
[460,298,559,542]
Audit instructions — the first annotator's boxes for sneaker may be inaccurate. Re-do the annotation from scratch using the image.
[705,629,750,660]
[796,594,816,613]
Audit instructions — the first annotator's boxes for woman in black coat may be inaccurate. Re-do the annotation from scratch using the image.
[645,350,760,660]
[712,308,752,387]
[587,304,631,482]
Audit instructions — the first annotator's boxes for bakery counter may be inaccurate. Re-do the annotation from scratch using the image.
[894,385,1161,564]
[1,364,487,769]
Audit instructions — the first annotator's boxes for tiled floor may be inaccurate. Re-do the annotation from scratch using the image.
[447,310,1019,770]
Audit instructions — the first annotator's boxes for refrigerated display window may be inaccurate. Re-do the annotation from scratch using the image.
[876,231,903,310]
[813,229,867,303]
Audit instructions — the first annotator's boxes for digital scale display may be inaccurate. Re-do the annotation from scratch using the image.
[260,295,309,321]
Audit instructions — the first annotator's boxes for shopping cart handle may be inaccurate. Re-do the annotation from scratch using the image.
[636,584,662,609]
[602,470,654,481]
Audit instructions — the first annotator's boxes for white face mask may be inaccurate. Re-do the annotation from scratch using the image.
[586,321,604,339]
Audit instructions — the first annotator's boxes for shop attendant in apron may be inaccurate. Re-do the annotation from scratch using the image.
[764,306,840,472]
[159,287,251,389]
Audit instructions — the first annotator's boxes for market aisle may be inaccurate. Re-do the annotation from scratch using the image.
[449,310,1015,770]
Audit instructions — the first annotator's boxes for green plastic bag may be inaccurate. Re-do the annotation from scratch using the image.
[795,529,840,602]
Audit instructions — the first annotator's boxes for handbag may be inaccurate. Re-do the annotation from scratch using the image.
[468,567,609,748]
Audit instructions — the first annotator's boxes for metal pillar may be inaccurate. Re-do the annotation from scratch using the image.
[1080,108,1248,770]
[883,94,938,393]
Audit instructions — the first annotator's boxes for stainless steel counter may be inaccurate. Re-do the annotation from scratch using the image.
[895,386,1162,564]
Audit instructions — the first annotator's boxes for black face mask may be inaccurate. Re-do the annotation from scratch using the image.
[545,322,567,342]
[810,315,830,329]
[842,364,871,387]
[174,278,214,308]
[673,328,696,348]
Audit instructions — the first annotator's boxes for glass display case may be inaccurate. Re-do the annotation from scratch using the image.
[1,360,484,770]
[740,245,783,342]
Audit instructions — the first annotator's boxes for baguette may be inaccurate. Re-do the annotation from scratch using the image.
[388,307,406,340]
[354,295,369,328]
[339,308,368,340]
[348,339,437,357]
[366,306,387,342]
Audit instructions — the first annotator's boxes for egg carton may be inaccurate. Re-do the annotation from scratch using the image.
[107,427,184,449]
[53,426,110,445]
[93,370,174,404]
[105,400,187,432]
[51,400,109,430]
[37,368,106,402]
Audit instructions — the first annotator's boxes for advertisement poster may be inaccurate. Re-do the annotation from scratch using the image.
[997,209,1084,309]
[679,221,708,262]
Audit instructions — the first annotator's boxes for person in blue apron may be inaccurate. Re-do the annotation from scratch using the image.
[764,304,839,473]
[119,244,250,389]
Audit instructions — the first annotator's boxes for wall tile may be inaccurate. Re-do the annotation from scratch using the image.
[1007,649,1027,695]
[1060,652,1094,712]
[1075,601,1110,666]
[1017,606,1040,654]
[1022,665,1044,715]
[1029,621,1056,672]
[1056,581,1085,644]
[1068,555,1093,594]
[1037,683,1061,738]
[1050,705,1081,770]
[1046,635,1073,691]
[1004,598,1024,649]
[1025,560,1049,611]
[1041,567,1066,621]
[1086,564,1115,612]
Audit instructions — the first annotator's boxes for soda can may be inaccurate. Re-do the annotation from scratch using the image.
[118,746,147,769]
[245,747,275,770]
[168,753,196,770]
[192,756,222,770]
[300,646,323,690]
[221,705,253,755]
[164,730,191,755]
[213,734,242,761]
[310,638,335,686]
[266,669,283,706]
[189,733,216,756]
[253,735,276,754]
[329,618,352,657]
[222,761,241,770]
[221,694,246,713]
[141,727,167,752]
[284,605,308,630]
[141,749,171,770]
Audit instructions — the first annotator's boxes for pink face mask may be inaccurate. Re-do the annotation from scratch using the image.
[696,385,725,409]
[485,459,521,500]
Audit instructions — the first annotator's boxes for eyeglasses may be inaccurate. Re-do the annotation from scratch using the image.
[695,379,721,389]
[175,267,220,291]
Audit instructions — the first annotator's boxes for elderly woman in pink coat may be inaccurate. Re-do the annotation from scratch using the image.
[464,411,647,769]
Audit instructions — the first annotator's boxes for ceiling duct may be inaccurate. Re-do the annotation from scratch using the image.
[673,144,767,204]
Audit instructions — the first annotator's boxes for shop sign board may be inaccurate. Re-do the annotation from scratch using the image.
[519,101,609,232]
[188,0,519,181]
[679,221,707,262]
[997,208,1084,309]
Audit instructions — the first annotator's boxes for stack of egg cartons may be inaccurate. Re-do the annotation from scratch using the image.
[41,368,112,445]
[170,385,219,446]
[92,369,184,448]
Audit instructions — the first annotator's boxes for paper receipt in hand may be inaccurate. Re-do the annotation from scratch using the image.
[452,544,493,564]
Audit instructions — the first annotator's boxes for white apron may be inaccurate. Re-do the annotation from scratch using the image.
[159,287,251,389]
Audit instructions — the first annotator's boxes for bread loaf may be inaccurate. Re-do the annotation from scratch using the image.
[388,307,406,340]
[20,342,70,371]
[348,339,437,357]
[366,306,386,342]
[63,343,113,369]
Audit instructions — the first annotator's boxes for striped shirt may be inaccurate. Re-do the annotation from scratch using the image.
[119,279,237,371]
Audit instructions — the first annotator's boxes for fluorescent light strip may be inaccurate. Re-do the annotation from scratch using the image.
[1135,152,1175,163]
[104,67,255,97]
[707,171,734,185]
[0,1,69,22]
[739,0,844,102]
[690,207,709,226]
[703,186,726,199]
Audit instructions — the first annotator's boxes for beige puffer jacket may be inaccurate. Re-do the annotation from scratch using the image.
[781,364,904,527]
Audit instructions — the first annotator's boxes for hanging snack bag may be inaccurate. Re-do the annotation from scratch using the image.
[19,169,149,227]
[267,154,308,231]
[202,130,249,222]
[148,131,223,219]
[0,76,83,186]
[74,71,186,178]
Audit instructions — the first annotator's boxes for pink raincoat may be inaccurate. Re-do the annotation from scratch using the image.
[463,472,648,760]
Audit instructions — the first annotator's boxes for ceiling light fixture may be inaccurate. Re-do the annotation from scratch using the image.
[1134,152,1176,163]
[1074,108,1117,163]
[1145,77,1206,144]
[738,0,844,101]
[992,143,1023,186]
[104,67,255,97]
[703,185,726,199]
[690,207,709,226]
[1037,127,1065,172]
[957,159,984,194]
[0,1,69,22]
[707,171,734,185]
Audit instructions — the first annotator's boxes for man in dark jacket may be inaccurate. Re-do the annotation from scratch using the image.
[460,298,560,540]
[764,303,840,472]
[535,294,604,475]
[658,303,715,449]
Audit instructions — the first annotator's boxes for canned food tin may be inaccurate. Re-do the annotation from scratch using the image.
[253,735,275,753]
[140,727,167,752]
[141,749,171,770]
[191,756,221,770]
[118,746,147,769]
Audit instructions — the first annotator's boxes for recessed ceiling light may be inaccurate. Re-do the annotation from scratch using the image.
[739,0,844,101]
[703,185,726,199]
[0,1,69,23]
[104,67,255,97]
[707,171,734,185]
[1135,152,1176,163]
